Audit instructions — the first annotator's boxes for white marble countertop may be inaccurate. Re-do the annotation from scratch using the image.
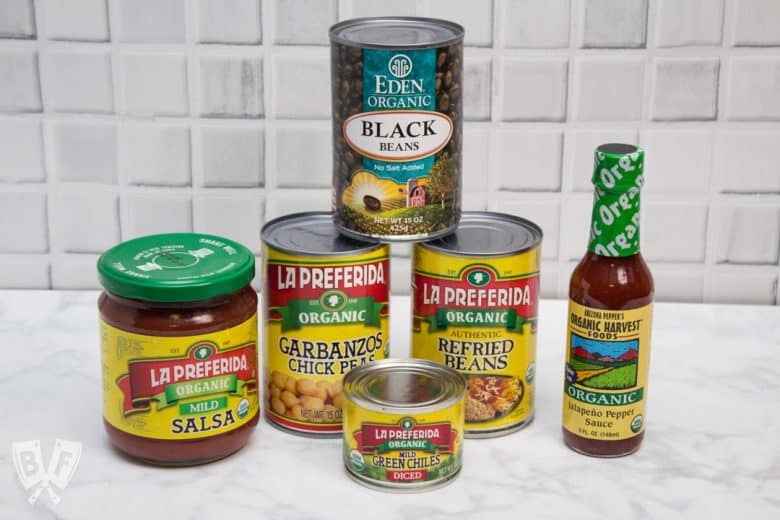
[0,291,778,520]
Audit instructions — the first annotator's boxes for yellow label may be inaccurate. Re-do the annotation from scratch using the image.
[562,301,653,440]
[411,245,540,433]
[343,397,464,486]
[101,315,259,440]
[263,244,390,433]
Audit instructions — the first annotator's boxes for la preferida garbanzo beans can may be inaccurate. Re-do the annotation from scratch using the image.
[343,359,466,491]
[262,212,390,435]
[411,212,543,437]
[330,17,464,241]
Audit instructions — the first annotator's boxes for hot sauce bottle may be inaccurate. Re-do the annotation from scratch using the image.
[562,143,654,457]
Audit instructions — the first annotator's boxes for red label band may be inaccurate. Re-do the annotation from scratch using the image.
[266,259,390,307]
[116,343,257,413]
[355,423,455,453]
[387,470,429,482]
[414,268,539,318]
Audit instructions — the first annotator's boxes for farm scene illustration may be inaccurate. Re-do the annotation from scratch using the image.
[568,335,639,390]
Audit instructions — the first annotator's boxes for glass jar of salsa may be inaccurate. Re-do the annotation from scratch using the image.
[98,233,259,465]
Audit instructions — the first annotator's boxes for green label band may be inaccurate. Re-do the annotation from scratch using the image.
[278,297,384,332]
[565,382,644,407]
[153,375,244,409]
[425,309,531,333]
[376,440,438,453]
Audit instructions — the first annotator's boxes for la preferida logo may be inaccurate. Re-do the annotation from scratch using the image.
[12,439,82,506]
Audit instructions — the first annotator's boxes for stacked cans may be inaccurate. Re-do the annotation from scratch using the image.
[262,17,543,492]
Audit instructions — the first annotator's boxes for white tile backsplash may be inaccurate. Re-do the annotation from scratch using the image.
[573,57,644,121]
[199,125,264,187]
[497,0,570,49]
[650,58,719,121]
[494,129,563,191]
[0,255,49,289]
[43,0,109,42]
[120,53,189,117]
[580,0,648,48]
[0,119,45,183]
[273,0,334,45]
[270,123,330,187]
[49,120,117,184]
[50,190,118,253]
[271,54,329,119]
[655,0,723,48]
[0,49,41,112]
[713,204,780,265]
[0,0,777,305]
[643,199,709,262]
[118,0,185,43]
[0,0,35,39]
[727,57,780,121]
[463,56,491,121]
[118,123,191,186]
[194,193,264,253]
[42,50,113,113]
[199,56,263,118]
[122,193,193,239]
[198,0,262,44]
[640,129,712,193]
[733,0,780,47]
[499,58,568,122]
[0,191,48,252]
[713,132,780,193]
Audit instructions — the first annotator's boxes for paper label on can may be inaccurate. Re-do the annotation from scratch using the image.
[411,245,540,433]
[343,402,464,486]
[101,316,259,440]
[562,301,653,440]
[333,44,461,238]
[263,245,390,433]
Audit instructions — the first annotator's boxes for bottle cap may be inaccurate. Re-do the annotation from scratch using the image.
[592,143,644,193]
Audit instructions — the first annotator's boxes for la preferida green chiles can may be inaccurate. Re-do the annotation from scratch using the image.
[330,17,464,241]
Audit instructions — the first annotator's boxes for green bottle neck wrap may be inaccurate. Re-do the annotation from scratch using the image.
[587,145,645,258]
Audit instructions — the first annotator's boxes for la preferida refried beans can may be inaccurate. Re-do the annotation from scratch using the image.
[411,212,543,437]
[343,359,466,491]
[262,212,390,435]
[330,17,464,241]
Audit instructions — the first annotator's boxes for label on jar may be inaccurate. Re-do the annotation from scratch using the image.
[343,405,464,487]
[411,245,539,434]
[562,301,653,441]
[101,315,259,440]
[263,245,390,434]
[333,43,462,239]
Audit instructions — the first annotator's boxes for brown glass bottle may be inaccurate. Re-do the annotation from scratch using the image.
[562,144,654,457]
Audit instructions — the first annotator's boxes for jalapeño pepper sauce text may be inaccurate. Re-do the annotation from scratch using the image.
[562,144,654,457]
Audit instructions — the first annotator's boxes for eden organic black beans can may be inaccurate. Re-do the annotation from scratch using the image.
[330,17,464,242]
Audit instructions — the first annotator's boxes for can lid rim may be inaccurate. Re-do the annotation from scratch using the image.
[330,17,465,49]
[343,359,466,414]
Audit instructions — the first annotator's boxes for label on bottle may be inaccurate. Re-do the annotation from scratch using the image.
[102,315,259,440]
[588,149,644,257]
[562,301,652,441]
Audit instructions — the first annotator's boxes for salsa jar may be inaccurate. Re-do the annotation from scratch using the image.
[98,233,260,465]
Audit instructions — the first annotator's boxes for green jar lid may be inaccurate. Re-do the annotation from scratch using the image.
[97,233,255,302]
